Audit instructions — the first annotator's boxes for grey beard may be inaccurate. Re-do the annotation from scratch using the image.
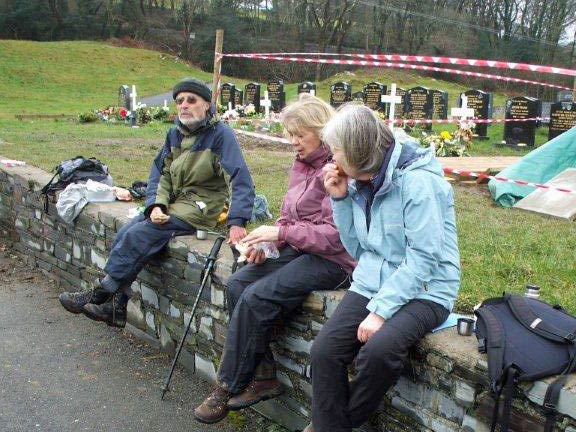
[178,115,206,129]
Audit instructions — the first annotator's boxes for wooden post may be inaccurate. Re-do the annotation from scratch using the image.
[211,29,224,107]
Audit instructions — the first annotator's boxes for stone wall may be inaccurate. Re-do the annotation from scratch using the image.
[1,160,575,432]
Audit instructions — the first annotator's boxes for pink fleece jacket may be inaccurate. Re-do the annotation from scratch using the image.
[276,145,356,274]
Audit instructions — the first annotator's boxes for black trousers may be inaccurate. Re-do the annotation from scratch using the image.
[310,291,449,432]
[217,246,349,394]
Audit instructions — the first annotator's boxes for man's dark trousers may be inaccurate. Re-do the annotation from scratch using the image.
[310,291,449,432]
[217,246,349,394]
[101,214,194,293]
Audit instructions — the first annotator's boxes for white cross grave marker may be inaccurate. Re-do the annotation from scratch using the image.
[261,90,272,119]
[130,85,137,110]
[451,94,475,121]
[381,83,403,129]
[163,100,168,110]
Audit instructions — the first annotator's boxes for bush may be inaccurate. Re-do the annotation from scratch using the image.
[78,111,99,123]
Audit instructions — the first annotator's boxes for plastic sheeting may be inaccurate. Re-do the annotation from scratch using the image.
[489,127,576,207]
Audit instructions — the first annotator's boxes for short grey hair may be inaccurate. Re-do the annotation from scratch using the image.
[321,104,394,175]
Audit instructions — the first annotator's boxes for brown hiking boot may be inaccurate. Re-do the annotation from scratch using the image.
[82,293,128,328]
[227,378,283,410]
[58,279,110,314]
[194,386,232,424]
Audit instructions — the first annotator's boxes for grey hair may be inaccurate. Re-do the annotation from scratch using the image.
[280,93,335,137]
[321,104,394,175]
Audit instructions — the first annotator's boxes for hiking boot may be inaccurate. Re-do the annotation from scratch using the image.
[58,280,110,314]
[82,293,128,328]
[227,378,283,410]
[194,386,232,424]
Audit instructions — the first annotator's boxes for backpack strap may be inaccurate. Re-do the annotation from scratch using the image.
[506,294,576,344]
[40,171,60,213]
[475,305,506,392]
[490,365,519,432]
[543,375,568,432]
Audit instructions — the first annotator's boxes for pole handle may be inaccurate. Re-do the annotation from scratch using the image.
[208,236,226,262]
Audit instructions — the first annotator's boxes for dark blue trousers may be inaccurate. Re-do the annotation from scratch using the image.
[217,246,349,394]
[101,213,194,293]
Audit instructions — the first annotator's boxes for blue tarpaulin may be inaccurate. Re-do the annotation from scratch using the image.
[489,127,576,207]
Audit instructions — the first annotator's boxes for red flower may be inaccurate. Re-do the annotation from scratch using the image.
[119,108,128,118]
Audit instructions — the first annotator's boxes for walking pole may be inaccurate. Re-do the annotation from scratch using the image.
[161,235,226,400]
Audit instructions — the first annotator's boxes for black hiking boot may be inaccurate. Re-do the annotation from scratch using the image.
[82,293,128,328]
[58,279,111,314]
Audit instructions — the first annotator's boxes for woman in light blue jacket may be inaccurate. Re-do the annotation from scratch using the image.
[304,104,461,432]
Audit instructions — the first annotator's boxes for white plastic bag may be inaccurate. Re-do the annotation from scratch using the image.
[235,241,280,263]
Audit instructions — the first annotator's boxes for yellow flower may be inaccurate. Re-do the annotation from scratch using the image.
[440,131,452,141]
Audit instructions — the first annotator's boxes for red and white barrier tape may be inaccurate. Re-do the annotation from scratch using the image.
[221,54,572,90]
[246,52,576,77]
[384,117,548,125]
[443,167,575,194]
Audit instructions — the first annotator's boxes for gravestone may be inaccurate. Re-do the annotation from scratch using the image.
[267,79,286,112]
[540,102,553,125]
[431,90,448,120]
[385,87,406,119]
[548,102,576,140]
[244,82,261,113]
[461,89,492,139]
[363,82,386,112]
[330,82,352,108]
[118,85,132,110]
[233,88,243,109]
[503,96,541,147]
[220,83,236,109]
[404,86,433,130]
[298,82,316,95]
[556,90,574,103]
[352,91,365,103]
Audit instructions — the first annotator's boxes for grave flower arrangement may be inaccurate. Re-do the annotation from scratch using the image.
[419,124,472,157]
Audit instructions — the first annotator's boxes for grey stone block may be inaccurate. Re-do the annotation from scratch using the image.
[278,335,313,356]
[276,354,305,376]
[251,397,308,432]
[159,324,175,355]
[454,380,476,408]
[194,353,217,382]
[90,249,107,269]
[199,316,213,341]
[127,299,146,331]
[141,285,159,308]
[461,415,490,432]
[210,285,225,308]
[145,311,157,334]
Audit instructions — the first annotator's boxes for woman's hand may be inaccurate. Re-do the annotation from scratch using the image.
[228,225,247,244]
[113,187,133,201]
[242,225,280,246]
[322,163,348,199]
[246,248,266,265]
[357,312,386,343]
[150,207,170,225]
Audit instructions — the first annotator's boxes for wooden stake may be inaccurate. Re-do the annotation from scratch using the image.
[211,29,224,107]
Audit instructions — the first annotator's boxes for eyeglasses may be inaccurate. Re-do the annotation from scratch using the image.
[175,95,199,105]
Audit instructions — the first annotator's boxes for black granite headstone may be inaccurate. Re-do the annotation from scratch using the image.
[298,82,316,95]
[431,90,448,120]
[352,91,365,103]
[330,82,352,108]
[504,96,541,147]
[267,79,285,112]
[363,82,386,112]
[548,102,576,140]
[556,90,574,103]
[244,82,261,113]
[461,89,492,139]
[233,88,243,109]
[220,82,235,109]
[405,86,433,130]
[118,85,131,110]
[385,87,406,119]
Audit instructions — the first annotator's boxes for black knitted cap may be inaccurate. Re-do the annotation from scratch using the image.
[172,78,212,102]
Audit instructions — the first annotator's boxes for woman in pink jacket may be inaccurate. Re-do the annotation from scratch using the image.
[195,94,355,424]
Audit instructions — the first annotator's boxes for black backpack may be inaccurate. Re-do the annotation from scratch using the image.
[475,293,576,432]
[41,156,112,212]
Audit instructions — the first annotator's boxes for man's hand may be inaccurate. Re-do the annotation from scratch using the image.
[357,312,386,343]
[228,225,247,244]
[150,207,170,225]
[322,163,348,199]
[242,225,280,247]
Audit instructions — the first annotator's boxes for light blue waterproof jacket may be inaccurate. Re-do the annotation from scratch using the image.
[331,132,461,320]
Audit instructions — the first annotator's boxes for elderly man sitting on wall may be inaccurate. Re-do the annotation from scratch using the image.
[58,78,255,328]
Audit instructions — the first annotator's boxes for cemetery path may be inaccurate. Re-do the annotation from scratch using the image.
[0,242,273,432]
